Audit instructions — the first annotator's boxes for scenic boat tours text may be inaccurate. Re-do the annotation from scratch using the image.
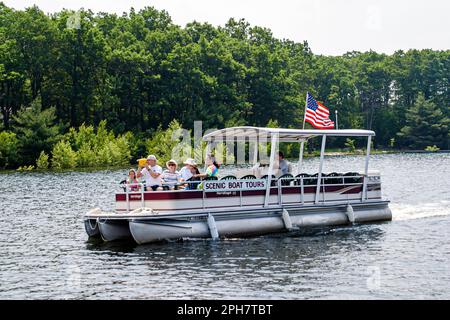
[203,179,267,192]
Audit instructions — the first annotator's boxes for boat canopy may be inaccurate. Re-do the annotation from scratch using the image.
[203,126,375,206]
[203,126,375,142]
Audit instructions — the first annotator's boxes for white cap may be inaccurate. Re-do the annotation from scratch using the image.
[147,155,157,161]
[183,158,197,167]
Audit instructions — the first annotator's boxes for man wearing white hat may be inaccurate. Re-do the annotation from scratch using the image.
[137,154,162,191]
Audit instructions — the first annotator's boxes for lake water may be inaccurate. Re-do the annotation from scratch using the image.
[0,153,449,299]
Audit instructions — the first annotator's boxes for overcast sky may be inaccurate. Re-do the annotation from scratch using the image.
[3,0,449,55]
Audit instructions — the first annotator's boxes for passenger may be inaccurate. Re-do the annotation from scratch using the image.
[186,161,202,190]
[180,158,196,181]
[195,154,220,183]
[191,165,201,178]
[277,151,290,175]
[137,154,162,191]
[180,158,199,190]
[126,169,141,192]
[161,159,183,190]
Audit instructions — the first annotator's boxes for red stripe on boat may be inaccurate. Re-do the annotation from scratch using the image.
[115,184,364,202]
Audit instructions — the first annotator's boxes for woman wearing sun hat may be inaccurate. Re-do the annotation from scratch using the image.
[179,158,201,190]
[161,159,182,190]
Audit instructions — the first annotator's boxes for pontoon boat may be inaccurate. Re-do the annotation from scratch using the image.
[84,127,391,244]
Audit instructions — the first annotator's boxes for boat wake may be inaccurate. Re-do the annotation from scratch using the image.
[391,201,450,221]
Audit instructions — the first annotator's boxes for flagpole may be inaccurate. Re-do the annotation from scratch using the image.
[335,110,339,130]
[298,92,308,175]
[302,92,308,130]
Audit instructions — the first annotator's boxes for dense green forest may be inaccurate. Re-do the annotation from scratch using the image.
[0,3,449,169]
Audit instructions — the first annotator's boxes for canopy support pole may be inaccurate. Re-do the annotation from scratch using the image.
[297,140,305,175]
[362,135,371,201]
[204,142,211,172]
[264,133,278,207]
[315,135,327,204]
[253,140,258,165]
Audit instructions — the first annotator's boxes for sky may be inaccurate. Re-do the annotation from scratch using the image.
[3,0,449,56]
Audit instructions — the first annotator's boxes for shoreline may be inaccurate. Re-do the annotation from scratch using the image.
[1,150,448,174]
[304,149,449,157]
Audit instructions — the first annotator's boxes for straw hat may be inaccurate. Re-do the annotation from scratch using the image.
[147,155,157,161]
[166,159,178,168]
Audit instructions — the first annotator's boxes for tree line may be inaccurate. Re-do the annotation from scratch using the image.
[0,3,449,169]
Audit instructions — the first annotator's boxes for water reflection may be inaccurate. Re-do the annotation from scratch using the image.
[85,224,385,280]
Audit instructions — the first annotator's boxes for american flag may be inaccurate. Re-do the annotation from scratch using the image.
[304,92,335,129]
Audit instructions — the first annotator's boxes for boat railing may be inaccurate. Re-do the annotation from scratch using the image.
[275,173,369,204]
[118,173,376,212]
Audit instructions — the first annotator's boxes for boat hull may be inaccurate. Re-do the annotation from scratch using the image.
[127,201,392,244]
[97,219,132,242]
[84,218,100,238]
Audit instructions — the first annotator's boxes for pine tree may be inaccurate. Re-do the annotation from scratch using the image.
[12,98,62,164]
[397,93,449,149]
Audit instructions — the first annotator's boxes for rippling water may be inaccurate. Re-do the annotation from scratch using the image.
[0,153,449,299]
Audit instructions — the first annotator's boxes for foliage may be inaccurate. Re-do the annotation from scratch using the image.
[11,98,61,165]
[145,119,187,165]
[425,145,440,152]
[36,151,49,170]
[389,138,395,149]
[0,3,448,171]
[0,131,19,168]
[397,93,449,149]
[344,138,356,152]
[51,141,77,169]
[75,143,97,168]
[65,121,133,168]
[16,165,34,171]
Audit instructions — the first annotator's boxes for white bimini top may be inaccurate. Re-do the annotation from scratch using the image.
[203,126,375,142]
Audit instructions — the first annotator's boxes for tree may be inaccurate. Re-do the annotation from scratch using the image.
[51,140,76,169]
[10,6,57,100]
[0,131,19,168]
[52,9,109,127]
[397,93,449,149]
[12,98,62,165]
[0,4,29,130]
[0,2,449,163]
[145,119,187,164]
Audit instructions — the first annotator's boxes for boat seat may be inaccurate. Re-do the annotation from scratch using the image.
[261,174,275,179]
[294,173,316,186]
[185,178,201,190]
[278,173,294,186]
[324,172,342,185]
[344,172,361,184]
[305,173,317,186]
[221,175,237,180]
[119,179,126,192]
[204,176,218,181]
[294,173,308,186]
[241,175,256,180]
[261,174,277,186]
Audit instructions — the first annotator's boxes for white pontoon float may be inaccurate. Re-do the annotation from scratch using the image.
[84,127,391,244]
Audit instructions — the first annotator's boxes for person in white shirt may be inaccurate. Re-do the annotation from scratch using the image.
[137,155,162,191]
[179,158,196,181]
[161,159,183,190]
